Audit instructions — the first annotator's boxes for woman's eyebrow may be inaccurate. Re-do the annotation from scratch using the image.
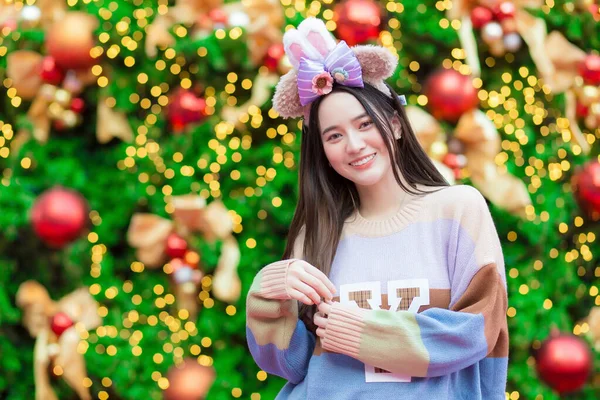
[321,113,368,136]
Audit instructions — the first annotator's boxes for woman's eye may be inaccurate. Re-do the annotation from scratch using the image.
[327,133,342,141]
[360,120,374,129]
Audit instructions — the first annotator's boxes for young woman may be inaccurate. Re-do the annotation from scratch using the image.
[246,18,508,399]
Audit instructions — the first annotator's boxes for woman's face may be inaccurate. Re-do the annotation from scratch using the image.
[318,92,396,189]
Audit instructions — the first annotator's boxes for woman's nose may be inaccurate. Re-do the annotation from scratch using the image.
[346,131,366,153]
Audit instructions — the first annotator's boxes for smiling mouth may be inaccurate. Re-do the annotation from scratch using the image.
[349,153,376,166]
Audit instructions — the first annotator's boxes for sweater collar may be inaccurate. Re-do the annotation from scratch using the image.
[344,185,444,237]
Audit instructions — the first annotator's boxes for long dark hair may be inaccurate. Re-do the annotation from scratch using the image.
[283,82,449,331]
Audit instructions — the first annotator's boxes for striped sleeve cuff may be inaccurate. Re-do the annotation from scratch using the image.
[321,303,366,358]
[257,259,297,299]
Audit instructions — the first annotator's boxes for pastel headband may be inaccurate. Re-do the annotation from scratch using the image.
[272,17,400,120]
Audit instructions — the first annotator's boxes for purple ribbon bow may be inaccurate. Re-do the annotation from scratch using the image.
[297,41,364,106]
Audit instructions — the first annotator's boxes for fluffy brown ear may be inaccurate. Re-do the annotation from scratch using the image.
[353,45,398,93]
[272,69,305,119]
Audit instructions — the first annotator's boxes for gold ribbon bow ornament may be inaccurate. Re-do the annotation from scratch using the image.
[127,195,241,318]
[6,12,133,151]
[448,0,552,80]
[407,106,532,216]
[16,281,101,400]
[145,0,283,66]
[542,31,599,154]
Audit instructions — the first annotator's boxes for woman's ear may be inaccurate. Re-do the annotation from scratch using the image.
[392,113,402,140]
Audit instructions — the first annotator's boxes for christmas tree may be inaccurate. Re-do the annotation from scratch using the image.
[0,0,599,399]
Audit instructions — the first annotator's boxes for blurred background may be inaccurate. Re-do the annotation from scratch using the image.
[0,0,599,399]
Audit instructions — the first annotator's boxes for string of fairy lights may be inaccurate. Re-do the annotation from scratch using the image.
[0,0,599,398]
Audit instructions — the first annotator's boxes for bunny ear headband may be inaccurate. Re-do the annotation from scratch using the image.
[272,17,404,121]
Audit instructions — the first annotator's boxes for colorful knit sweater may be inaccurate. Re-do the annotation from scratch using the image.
[246,185,508,399]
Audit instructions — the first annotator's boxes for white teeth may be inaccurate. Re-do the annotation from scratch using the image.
[350,153,376,166]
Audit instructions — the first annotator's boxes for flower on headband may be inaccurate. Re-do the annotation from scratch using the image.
[331,67,349,83]
[299,42,363,105]
[312,71,334,95]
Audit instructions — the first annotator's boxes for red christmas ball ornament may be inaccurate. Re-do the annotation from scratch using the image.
[573,160,600,220]
[470,6,494,29]
[578,54,600,86]
[493,1,516,20]
[169,258,183,272]
[166,233,189,259]
[443,153,467,180]
[208,8,228,25]
[70,98,85,114]
[535,334,592,394]
[50,312,74,337]
[45,12,98,70]
[264,43,285,73]
[167,88,207,132]
[589,4,600,21]
[423,69,479,123]
[39,56,65,85]
[0,18,17,33]
[576,101,589,118]
[442,153,459,169]
[30,187,89,248]
[163,358,216,400]
[334,0,383,46]
[52,119,67,131]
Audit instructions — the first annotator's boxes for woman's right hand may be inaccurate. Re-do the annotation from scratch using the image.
[286,260,336,306]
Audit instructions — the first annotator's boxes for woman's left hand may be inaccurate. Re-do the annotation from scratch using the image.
[314,301,333,338]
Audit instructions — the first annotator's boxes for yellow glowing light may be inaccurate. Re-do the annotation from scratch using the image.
[90,284,102,295]
[158,377,169,390]
[132,294,142,305]
[131,261,145,273]
[107,345,117,356]
[272,197,283,207]
[215,29,226,39]
[190,344,201,356]
[519,284,529,295]
[105,287,118,299]
[558,223,568,234]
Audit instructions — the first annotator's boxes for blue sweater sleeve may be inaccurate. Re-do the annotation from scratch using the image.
[246,260,316,384]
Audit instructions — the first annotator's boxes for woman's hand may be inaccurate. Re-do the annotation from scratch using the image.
[314,301,333,339]
[286,260,336,306]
